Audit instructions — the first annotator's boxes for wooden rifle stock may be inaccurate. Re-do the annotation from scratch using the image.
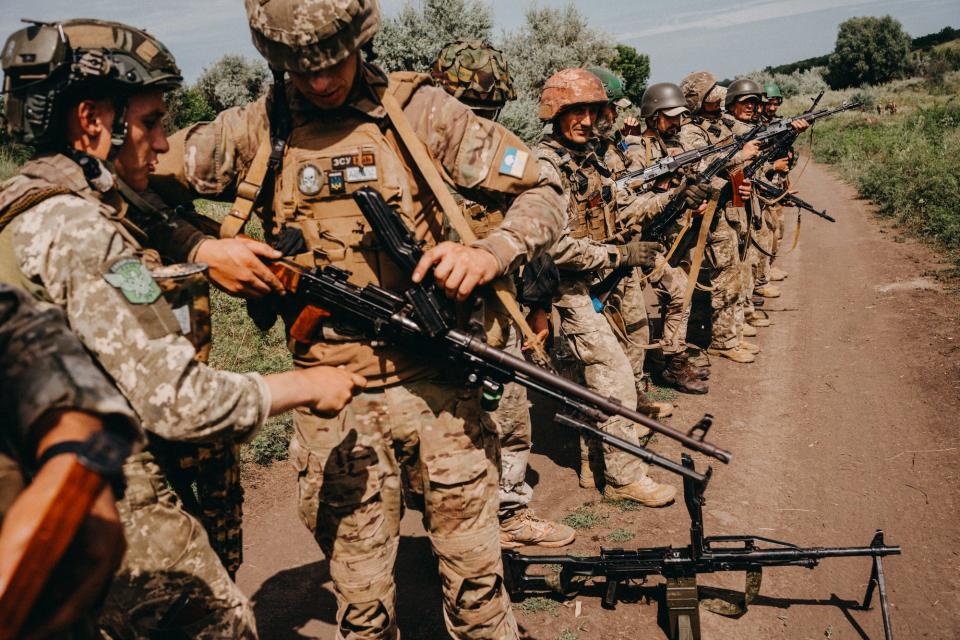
[266,261,330,344]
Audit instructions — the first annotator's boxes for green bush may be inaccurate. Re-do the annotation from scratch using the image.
[809,103,960,263]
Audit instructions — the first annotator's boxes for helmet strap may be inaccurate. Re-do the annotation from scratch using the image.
[107,97,129,160]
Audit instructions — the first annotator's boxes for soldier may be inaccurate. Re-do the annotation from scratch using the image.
[537,68,675,507]
[0,283,138,638]
[620,82,713,394]
[761,82,783,123]
[431,39,575,550]
[0,19,364,638]
[678,72,761,363]
[585,66,633,171]
[151,0,566,637]
[760,82,790,283]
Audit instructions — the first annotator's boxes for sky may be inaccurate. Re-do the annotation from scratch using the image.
[2,0,958,83]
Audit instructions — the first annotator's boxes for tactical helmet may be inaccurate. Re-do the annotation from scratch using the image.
[431,39,515,108]
[538,68,607,121]
[640,82,688,119]
[724,78,764,109]
[680,70,724,113]
[244,0,380,73]
[764,82,783,101]
[586,67,630,108]
[2,19,182,147]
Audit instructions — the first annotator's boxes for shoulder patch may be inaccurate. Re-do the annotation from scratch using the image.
[103,257,162,304]
[499,147,529,179]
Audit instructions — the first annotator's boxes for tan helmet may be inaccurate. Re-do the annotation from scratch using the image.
[538,68,608,121]
[431,39,515,108]
[244,0,381,73]
[680,70,725,114]
[2,19,182,147]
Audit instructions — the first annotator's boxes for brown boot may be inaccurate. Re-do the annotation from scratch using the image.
[661,354,709,395]
[747,311,772,328]
[706,345,756,363]
[755,283,781,298]
[738,340,761,354]
[637,390,673,419]
[742,322,758,337]
[605,476,677,507]
[500,508,576,549]
[769,266,788,281]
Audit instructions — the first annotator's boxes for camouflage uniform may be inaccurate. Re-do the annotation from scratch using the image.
[154,46,564,640]
[0,154,263,639]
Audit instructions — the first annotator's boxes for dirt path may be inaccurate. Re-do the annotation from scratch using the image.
[237,159,960,640]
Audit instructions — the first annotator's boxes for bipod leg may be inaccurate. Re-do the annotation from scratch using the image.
[666,575,701,640]
[861,530,894,640]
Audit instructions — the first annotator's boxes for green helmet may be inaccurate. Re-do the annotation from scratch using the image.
[764,83,783,100]
[724,78,764,109]
[431,40,515,108]
[586,67,630,108]
[244,0,380,73]
[2,19,182,147]
[640,82,688,119]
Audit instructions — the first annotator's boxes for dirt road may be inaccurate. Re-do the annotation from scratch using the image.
[237,160,960,639]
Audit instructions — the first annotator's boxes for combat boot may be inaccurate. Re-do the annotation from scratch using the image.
[687,346,711,369]
[637,390,673,419]
[738,340,761,354]
[605,476,677,507]
[500,508,576,549]
[706,345,756,363]
[661,354,709,395]
[755,283,781,298]
[769,266,788,281]
[742,322,758,337]
[747,311,772,328]
[580,454,602,489]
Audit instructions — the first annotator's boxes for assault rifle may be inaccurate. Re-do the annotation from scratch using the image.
[753,178,835,222]
[613,137,738,193]
[504,453,900,640]
[752,100,862,148]
[590,123,762,312]
[264,187,733,479]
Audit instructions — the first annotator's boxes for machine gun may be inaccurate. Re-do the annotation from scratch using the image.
[265,187,732,478]
[753,178,835,222]
[752,100,862,148]
[589,123,762,312]
[503,452,900,640]
[613,137,739,193]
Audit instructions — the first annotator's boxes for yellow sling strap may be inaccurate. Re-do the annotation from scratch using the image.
[379,91,550,365]
[220,137,274,238]
[682,194,721,311]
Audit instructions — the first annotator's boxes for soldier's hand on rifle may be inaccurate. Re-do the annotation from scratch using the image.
[683,181,714,210]
[195,237,285,298]
[266,366,367,417]
[412,241,500,302]
[0,411,125,640]
[738,179,753,200]
[790,118,810,132]
[742,139,761,162]
[617,240,662,269]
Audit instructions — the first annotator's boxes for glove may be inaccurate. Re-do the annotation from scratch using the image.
[682,181,715,210]
[617,240,662,269]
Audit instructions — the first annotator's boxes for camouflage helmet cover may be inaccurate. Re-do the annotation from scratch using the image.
[764,82,783,100]
[640,82,688,119]
[2,19,182,145]
[724,78,764,108]
[586,67,630,108]
[538,68,608,121]
[244,0,381,73]
[679,70,724,113]
[431,39,515,107]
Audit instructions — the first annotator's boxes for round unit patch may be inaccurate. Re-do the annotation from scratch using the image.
[298,164,324,196]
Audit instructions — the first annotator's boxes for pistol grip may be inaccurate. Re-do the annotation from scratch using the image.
[290,305,330,344]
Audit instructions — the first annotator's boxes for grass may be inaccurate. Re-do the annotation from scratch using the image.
[517,596,560,616]
[562,503,608,530]
[556,630,579,640]
[785,73,960,266]
[602,497,645,513]
[606,528,635,543]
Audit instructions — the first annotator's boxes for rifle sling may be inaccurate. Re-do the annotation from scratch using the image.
[220,137,273,238]
[681,194,720,313]
[378,91,550,365]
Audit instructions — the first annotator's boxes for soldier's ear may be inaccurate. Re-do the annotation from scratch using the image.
[75,99,113,136]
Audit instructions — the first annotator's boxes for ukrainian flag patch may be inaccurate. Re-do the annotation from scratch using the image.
[499,146,529,178]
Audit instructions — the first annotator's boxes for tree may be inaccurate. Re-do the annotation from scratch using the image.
[825,16,912,89]
[196,54,269,114]
[373,0,493,73]
[609,45,650,105]
[165,86,215,132]
[499,3,616,141]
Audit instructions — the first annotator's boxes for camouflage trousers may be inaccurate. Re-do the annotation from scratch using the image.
[706,212,744,349]
[481,322,534,519]
[747,205,777,288]
[290,378,517,640]
[649,257,692,356]
[99,454,257,639]
[556,278,649,487]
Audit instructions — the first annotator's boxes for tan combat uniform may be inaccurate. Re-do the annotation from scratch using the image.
[154,64,565,640]
[539,135,651,488]
[0,154,263,638]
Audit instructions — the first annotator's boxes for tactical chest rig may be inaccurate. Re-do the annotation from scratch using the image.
[540,138,615,243]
